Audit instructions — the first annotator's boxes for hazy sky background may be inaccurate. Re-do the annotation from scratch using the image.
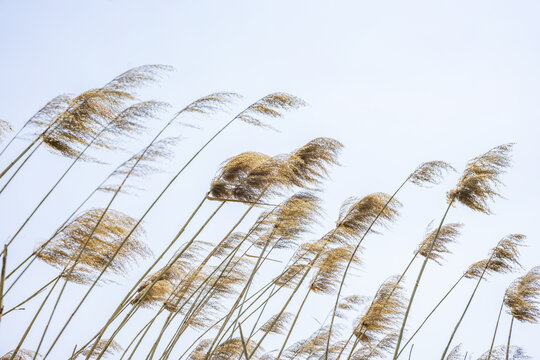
[1,1,539,359]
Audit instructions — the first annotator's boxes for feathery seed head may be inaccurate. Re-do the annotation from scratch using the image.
[447,144,513,214]
[37,208,149,284]
[409,160,455,187]
[416,223,462,265]
[504,266,540,323]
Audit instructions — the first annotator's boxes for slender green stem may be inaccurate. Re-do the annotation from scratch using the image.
[393,199,454,359]
[441,250,497,359]
[487,298,505,360]
[1,275,60,318]
[0,245,7,322]
[325,178,409,360]
[0,136,39,180]
[397,274,465,358]
[0,143,40,196]
[505,316,514,360]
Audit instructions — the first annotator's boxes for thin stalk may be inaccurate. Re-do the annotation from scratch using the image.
[8,275,61,360]
[0,136,39,180]
[150,226,271,360]
[4,115,120,248]
[89,197,236,360]
[0,143,40,195]
[275,282,311,359]
[46,97,267,359]
[440,250,497,359]
[139,194,265,360]
[44,196,213,360]
[1,276,60,318]
[325,178,409,359]
[397,274,465,358]
[393,199,454,359]
[0,245,7,322]
[505,317,514,360]
[0,124,28,158]
[408,344,414,360]
[487,298,505,360]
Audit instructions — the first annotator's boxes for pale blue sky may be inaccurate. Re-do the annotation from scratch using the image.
[1,1,539,359]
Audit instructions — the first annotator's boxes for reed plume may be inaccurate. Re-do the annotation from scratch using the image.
[103,64,173,92]
[394,144,514,359]
[445,344,465,360]
[78,339,122,359]
[416,223,462,265]
[502,266,540,360]
[36,208,150,284]
[259,312,293,335]
[504,266,540,323]
[0,119,12,142]
[0,350,37,360]
[441,234,525,359]
[477,345,530,360]
[447,144,513,214]
[349,276,406,352]
[325,161,453,360]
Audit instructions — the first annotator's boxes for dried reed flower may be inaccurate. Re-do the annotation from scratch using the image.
[464,234,525,279]
[0,119,12,142]
[25,94,73,134]
[237,92,306,129]
[277,137,343,188]
[447,144,513,214]
[37,208,149,284]
[104,64,174,92]
[94,100,169,152]
[330,193,401,246]
[188,339,213,360]
[99,136,179,194]
[445,344,465,360]
[504,266,540,323]
[260,312,293,334]
[0,350,37,360]
[336,295,370,319]
[310,245,357,294]
[477,345,530,360]
[130,264,186,308]
[284,326,332,360]
[409,161,455,187]
[351,332,398,360]
[416,223,462,265]
[79,339,122,359]
[210,138,341,203]
[251,192,322,249]
[40,88,134,159]
[179,92,239,116]
[210,338,259,360]
[353,276,406,345]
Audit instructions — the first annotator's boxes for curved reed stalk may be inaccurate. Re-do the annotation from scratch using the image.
[440,234,525,359]
[503,266,540,360]
[8,209,149,360]
[395,274,465,359]
[487,298,505,360]
[3,100,166,249]
[146,193,317,360]
[37,92,304,359]
[7,92,238,359]
[323,161,453,360]
[88,138,330,359]
[393,143,514,359]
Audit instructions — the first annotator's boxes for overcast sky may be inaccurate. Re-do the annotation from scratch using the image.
[1,1,539,359]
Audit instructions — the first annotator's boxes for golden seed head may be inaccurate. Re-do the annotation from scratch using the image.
[447,143,513,214]
[504,266,540,323]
